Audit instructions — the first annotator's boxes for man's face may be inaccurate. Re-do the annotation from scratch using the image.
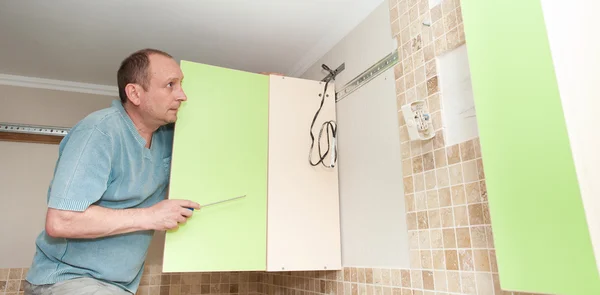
[139,54,187,125]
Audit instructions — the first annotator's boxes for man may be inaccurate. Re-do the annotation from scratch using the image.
[24,48,201,295]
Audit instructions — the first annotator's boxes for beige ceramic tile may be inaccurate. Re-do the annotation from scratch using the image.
[451,185,466,205]
[442,229,457,248]
[446,27,461,50]
[404,176,415,194]
[421,251,433,269]
[473,138,482,158]
[396,76,406,94]
[482,203,491,225]
[470,226,488,248]
[433,271,447,292]
[422,271,434,290]
[459,249,474,271]
[407,212,418,230]
[409,231,420,249]
[460,272,477,294]
[426,76,439,95]
[410,251,422,269]
[464,182,481,204]
[414,173,426,192]
[438,188,452,207]
[434,148,447,168]
[446,145,460,164]
[440,207,454,227]
[460,140,475,161]
[416,192,427,211]
[456,227,471,248]
[411,270,423,289]
[428,209,441,228]
[405,71,416,89]
[401,142,411,159]
[390,6,400,23]
[434,36,448,56]
[444,250,459,270]
[418,0,428,15]
[413,49,426,70]
[443,10,458,31]
[433,131,445,149]
[424,44,435,62]
[413,155,424,173]
[420,230,432,249]
[432,250,446,269]
[423,152,435,171]
[485,225,495,249]
[425,171,437,190]
[476,159,486,180]
[448,164,464,185]
[446,271,461,293]
[462,160,478,183]
[468,204,485,225]
[431,5,442,23]
[432,111,443,131]
[417,211,429,229]
[473,250,491,271]
[417,82,428,100]
[441,0,455,14]
[405,193,415,212]
[426,190,439,209]
[432,21,445,40]
[430,229,444,249]
[415,65,426,85]
[453,205,469,226]
[401,270,411,288]
[425,60,437,79]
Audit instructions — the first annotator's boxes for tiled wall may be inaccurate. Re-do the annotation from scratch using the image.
[0,266,264,295]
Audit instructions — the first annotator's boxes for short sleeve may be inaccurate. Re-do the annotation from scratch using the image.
[47,127,113,211]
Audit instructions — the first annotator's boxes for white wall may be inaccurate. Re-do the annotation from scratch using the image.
[300,0,410,268]
[540,0,600,274]
[0,85,165,268]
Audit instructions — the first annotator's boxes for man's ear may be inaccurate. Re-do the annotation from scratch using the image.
[124,83,143,106]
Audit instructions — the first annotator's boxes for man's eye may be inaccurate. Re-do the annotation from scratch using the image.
[167,82,173,87]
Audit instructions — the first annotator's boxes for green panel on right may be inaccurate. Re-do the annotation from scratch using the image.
[460,0,599,294]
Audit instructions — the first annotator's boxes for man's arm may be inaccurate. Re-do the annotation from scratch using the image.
[45,199,201,239]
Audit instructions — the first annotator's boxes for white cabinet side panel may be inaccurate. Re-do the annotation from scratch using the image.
[541,0,600,274]
[267,75,341,271]
[300,0,410,268]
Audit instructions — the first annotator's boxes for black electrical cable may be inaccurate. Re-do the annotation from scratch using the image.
[308,65,338,168]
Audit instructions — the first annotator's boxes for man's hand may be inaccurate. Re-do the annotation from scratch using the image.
[144,199,201,231]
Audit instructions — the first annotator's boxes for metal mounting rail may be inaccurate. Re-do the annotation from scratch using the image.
[335,50,399,102]
[0,122,70,136]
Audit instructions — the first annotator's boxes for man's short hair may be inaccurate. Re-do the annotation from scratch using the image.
[117,48,173,103]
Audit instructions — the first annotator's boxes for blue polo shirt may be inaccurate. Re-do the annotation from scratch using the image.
[26,100,174,294]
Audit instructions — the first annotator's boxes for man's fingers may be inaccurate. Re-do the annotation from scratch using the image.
[181,208,193,218]
[178,199,200,210]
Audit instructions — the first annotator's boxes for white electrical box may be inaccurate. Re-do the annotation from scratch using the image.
[401,100,435,141]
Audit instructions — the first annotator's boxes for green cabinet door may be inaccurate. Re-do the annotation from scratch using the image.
[461,0,600,294]
[162,61,269,272]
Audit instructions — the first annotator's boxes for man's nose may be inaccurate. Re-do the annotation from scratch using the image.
[176,89,187,101]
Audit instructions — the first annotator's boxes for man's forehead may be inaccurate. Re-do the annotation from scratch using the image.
[149,54,182,79]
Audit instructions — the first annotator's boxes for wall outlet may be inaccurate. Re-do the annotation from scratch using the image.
[401,100,435,141]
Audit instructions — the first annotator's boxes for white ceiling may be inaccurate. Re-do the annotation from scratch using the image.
[0,0,384,86]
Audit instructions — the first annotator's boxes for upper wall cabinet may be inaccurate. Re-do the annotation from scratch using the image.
[162,61,341,273]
